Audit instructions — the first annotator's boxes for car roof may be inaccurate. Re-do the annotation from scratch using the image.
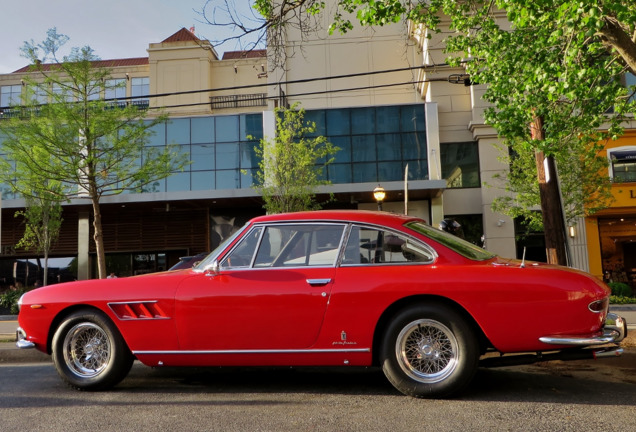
[250,210,424,230]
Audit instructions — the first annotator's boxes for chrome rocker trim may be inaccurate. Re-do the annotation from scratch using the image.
[133,347,371,355]
[15,327,35,349]
[539,313,627,346]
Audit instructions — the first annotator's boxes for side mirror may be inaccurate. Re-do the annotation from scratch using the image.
[203,260,220,276]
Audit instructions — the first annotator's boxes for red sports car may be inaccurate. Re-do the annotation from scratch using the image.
[16,210,627,398]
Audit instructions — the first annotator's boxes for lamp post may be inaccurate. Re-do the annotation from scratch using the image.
[373,185,386,211]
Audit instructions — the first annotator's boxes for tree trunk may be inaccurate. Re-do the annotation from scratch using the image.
[531,115,569,266]
[90,194,107,279]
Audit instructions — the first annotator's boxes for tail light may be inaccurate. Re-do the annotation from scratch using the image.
[588,297,609,313]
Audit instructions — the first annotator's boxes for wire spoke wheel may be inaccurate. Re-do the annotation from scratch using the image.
[396,319,459,383]
[62,322,112,378]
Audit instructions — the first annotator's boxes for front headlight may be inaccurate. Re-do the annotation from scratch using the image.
[17,293,25,312]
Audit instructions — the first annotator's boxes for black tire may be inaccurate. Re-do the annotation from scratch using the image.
[380,304,479,398]
[51,309,133,390]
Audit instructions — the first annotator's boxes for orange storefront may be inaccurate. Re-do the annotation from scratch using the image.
[586,130,636,288]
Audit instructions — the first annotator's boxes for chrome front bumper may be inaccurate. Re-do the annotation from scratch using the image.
[539,313,627,346]
[15,327,35,349]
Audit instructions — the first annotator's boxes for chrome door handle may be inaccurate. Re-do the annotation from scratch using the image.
[306,278,331,287]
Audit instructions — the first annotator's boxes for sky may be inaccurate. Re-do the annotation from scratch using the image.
[0,0,259,74]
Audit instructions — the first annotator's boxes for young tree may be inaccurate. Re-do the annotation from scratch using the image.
[15,193,64,287]
[0,29,188,278]
[234,0,636,264]
[255,103,338,213]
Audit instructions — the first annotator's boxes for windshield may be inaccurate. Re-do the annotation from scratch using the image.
[194,224,249,270]
[405,221,495,261]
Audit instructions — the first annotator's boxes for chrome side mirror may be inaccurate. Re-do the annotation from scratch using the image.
[203,260,220,276]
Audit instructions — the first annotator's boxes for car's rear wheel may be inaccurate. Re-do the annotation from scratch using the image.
[52,309,133,390]
[380,304,479,398]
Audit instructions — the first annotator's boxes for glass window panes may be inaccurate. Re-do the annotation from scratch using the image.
[352,135,376,162]
[192,170,215,190]
[378,161,403,182]
[351,107,375,134]
[216,116,239,142]
[131,77,149,97]
[191,144,215,171]
[253,224,344,267]
[105,79,126,100]
[239,142,258,169]
[146,121,166,146]
[1,85,21,106]
[326,109,350,135]
[440,141,480,188]
[377,134,402,160]
[353,162,377,183]
[401,105,426,132]
[343,225,434,265]
[192,117,215,143]
[303,110,326,137]
[241,114,263,140]
[330,136,351,162]
[216,169,240,189]
[167,118,190,144]
[166,172,190,191]
[328,164,352,184]
[376,106,401,133]
[402,132,426,159]
[217,143,239,169]
[222,227,263,268]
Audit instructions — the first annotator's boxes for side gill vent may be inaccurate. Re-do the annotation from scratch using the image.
[108,301,169,320]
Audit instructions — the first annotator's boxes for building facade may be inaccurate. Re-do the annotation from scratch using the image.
[0,16,634,289]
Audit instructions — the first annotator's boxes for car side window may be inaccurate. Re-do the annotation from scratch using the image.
[343,226,434,265]
[220,227,262,269]
[254,224,345,268]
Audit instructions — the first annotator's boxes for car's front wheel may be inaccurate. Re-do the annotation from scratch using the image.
[52,309,133,390]
[380,304,479,398]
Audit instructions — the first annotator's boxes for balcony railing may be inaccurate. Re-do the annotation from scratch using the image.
[210,93,267,110]
[0,99,150,120]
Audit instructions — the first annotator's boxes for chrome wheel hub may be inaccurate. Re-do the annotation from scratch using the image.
[62,322,111,378]
[396,319,459,383]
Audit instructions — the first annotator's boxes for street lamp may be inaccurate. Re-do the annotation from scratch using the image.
[373,185,386,211]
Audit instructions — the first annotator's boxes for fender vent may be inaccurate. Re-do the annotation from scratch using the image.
[108,301,169,320]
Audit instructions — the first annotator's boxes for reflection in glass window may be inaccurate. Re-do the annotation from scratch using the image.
[167,118,191,144]
[217,143,239,168]
[376,106,401,133]
[216,169,240,189]
[191,117,215,143]
[216,116,240,142]
[192,171,215,190]
[1,85,21,106]
[105,79,126,101]
[222,227,263,268]
[191,144,215,171]
[131,77,149,105]
[146,121,166,146]
[343,226,434,265]
[609,147,636,183]
[440,141,480,188]
[166,172,190,192]
[351,107,375,134]
[253,224,345,267]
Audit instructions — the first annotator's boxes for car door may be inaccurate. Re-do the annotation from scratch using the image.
[175,223,346,350]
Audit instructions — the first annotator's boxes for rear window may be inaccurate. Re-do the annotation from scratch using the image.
[405,221,495,261]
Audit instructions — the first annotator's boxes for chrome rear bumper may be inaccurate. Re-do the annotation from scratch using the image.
[15,327,35,349]
[539,313,627,346]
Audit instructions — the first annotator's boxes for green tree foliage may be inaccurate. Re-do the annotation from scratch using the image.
[14,193,64,287]
[255,103,338,213]
[0,28,188,278]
